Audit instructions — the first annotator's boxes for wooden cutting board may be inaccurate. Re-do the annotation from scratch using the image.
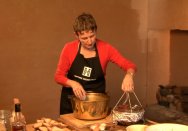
[58,113,113,129]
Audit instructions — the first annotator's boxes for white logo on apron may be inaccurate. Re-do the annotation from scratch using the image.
[82,66,92,77]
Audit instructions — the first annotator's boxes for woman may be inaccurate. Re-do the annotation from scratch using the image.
[55,13,136,114]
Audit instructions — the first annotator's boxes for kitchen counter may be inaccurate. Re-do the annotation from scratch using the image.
[58,113,127,130]
[58,113,156,131]
[26,123,126,131]
[26,124,35,131]
[26,114,155,131]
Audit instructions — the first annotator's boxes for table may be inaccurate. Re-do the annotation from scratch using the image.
[59,113,128,130]
[26,124,126,131]
[26,115,156,131]
[26,124,34,131]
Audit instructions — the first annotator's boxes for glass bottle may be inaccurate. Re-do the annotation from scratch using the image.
[11,103,26,131]
[0,110,11,131]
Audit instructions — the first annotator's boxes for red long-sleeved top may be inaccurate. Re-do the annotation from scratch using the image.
[55,39,136,86]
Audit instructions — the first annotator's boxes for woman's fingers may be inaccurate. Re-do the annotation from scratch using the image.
[73,86,86,100]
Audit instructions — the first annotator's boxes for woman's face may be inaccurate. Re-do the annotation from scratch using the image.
[77,30,97,50]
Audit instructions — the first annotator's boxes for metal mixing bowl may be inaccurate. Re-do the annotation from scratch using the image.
[71,92,110,120]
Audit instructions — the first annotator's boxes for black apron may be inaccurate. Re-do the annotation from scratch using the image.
[60,43,105,114]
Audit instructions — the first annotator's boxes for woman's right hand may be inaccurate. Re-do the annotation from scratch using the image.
[68,80,86,100]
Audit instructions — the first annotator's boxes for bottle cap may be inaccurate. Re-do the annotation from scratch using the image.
[15,104,21,112]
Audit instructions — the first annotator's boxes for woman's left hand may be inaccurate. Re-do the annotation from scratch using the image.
[121,72,134,92]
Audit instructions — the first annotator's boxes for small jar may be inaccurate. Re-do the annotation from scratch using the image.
[0,110,11,131]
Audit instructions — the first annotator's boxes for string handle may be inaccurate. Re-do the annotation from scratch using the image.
[113,92,129,111]
[113,91,143,111]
